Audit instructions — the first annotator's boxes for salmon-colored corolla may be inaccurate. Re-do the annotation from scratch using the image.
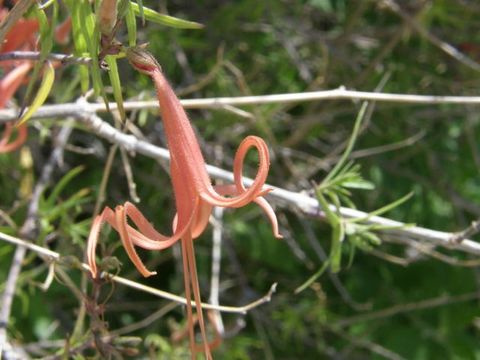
[87,47,281,359]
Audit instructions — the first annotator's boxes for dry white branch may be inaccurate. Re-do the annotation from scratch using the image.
[75,112,480,256]
[4,87,480,123]
[0,231,276,314]
[0,51,92,65]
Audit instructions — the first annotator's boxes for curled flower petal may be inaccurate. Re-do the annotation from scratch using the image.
[87,207,115,278]
[115,205,157,277]
[199,135,271,208]
[214,184,283,239]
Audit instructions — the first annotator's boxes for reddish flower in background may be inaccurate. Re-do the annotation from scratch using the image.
[0,63,31,152]
[0,1,71,153]
[0,1,37,153]
[87,47,282,359]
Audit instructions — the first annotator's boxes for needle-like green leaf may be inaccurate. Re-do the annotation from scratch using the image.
[64,0,90,92]
[79,1,103,96]
[350,192,414,223]
[130,2,204,29]
[105,55,126,122]
[294,259,330,294]
[125,2,137,46]
[44,166,85,208]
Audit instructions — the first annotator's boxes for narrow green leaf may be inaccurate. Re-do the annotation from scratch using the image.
[117,0,131,18]
[337,192,356,209]
[364,223,416,232]
[362,232,381,246]
[125,3,137,47]
[79,1,103,96]
[65,0,90,92]
[315,189,344,273]
[105,55,126,121]
[330,219,345,273]
[343,179,375,190]
[346,242,356,268]
[130,2,204,29]
[325,190,342,211]
[46,189,91,221]
[315,187,339,225]
[323,101,369,184]
[45,166,85,207]
[294,260,330,294]
[351,192,414,223]
[17,61,55,126]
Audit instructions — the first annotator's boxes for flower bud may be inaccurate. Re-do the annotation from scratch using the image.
[97,0,118,37]
[126,46,161,74]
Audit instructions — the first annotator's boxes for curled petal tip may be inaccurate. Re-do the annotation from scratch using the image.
[143,270,158,278]
[260,187,274,196]
[252,196,282,240]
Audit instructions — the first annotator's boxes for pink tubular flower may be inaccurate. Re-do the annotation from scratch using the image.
[87,47,282,359]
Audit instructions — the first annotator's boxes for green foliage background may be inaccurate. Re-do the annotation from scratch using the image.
[2,0,480,358]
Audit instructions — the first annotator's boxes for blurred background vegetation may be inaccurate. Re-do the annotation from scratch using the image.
[2,0,480,358]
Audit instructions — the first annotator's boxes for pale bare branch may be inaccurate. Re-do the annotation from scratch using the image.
[0,231,277,315]
[76,112,480,256]
[4,87,480,124]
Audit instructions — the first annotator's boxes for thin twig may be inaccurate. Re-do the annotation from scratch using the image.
[76,112,480,256]
[450,219,480,244]
[93,144,118,216]
[0,231,277,314]
[0,120,73,359]
[382,0,480,72]
[109,302,178,336]
[367,248,412,267]
[0,51,92,65]
[335,291,480,328]
[110,276,278,314]
[347,130,426,161]
[398,239,480,267]
[209,207,225,334]
[328,324,407,360]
